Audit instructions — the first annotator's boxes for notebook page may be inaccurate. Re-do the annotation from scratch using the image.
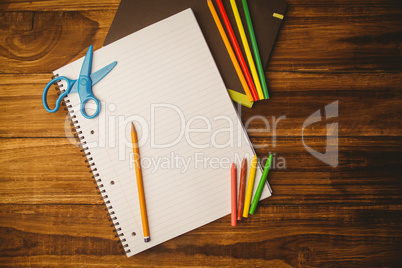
[57,9,271,257]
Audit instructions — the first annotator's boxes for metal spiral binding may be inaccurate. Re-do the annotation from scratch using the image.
[52,74,130,255]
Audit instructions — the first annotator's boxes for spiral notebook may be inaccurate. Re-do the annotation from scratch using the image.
[57,9,271,257]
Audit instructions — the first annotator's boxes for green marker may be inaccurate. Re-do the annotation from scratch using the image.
[249,154,273,214]
[242,0,269,99]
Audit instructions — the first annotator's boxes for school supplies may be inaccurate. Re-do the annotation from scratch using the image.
[131,123,150,243]
[207,0,254,102]
[42,45,117,119]
[237,158,247,220]
[216,0,259,101]
[53,10,271,257]
[231,163,237,226]
[249,154,273,215]
[242,0,269,99]
[229,0,264,100]
[103,0,287,107]
[243,154,257,217]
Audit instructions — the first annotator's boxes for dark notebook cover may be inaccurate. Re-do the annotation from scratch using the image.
[104,0,286,98]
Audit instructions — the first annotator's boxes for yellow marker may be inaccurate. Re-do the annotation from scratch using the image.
[230,0,264,100]
[273,13,284,20]
[207,0,254,102]
[243,154,257,217]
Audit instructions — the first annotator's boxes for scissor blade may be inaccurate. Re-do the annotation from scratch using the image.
[91,61,117,86]
[79,45,93,77]
[70,61,117,93]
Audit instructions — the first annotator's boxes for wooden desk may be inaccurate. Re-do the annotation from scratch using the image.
[1,0,401,266]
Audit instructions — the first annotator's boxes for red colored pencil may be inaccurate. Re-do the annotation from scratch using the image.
[237,158,247,220]
[216,0,259,101]
[231,163,237,226]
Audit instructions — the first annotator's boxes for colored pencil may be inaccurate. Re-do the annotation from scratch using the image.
[249,154,273,215]
[229,0,264,100]
[131,122,150,242]
[237,158,247,220]
[231,163,237,226]
[241,0,269,99]
[216,0,259,101]
[207,0,254,102]
[243,154,257,217]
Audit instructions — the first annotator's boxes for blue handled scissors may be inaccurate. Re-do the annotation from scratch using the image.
[42,45,117,119]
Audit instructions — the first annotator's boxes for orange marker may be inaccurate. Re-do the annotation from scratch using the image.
[237,158,247,220]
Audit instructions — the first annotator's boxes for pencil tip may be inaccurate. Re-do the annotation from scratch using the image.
[131,122,135,132]
[144,237,150,243]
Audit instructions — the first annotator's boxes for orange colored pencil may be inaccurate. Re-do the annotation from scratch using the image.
[237,158,247,220]
[131,122,150,242]
[215,0,259,101]
[207,0,254,102]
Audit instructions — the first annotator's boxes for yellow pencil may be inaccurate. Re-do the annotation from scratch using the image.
[207,0,254,102]
[243,154,257,217]
[229,0,264,100]
[131,122,150,242]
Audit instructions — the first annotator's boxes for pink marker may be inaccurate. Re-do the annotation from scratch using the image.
[231,163,237,226]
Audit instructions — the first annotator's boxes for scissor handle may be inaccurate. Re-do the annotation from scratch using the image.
[80,95,101,119]
[77,75,101,119]
[42,76,74,113]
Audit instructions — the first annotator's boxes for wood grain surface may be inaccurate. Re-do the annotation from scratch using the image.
[0,0,401,267]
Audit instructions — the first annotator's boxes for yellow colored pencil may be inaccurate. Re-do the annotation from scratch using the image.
[229,0,264,100]
[207,0,254,102]
[243,154,257,218]
[131,122,150,242]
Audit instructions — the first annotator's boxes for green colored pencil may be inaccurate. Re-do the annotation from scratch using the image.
[242,0,269,99]
[249,154,273,214]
